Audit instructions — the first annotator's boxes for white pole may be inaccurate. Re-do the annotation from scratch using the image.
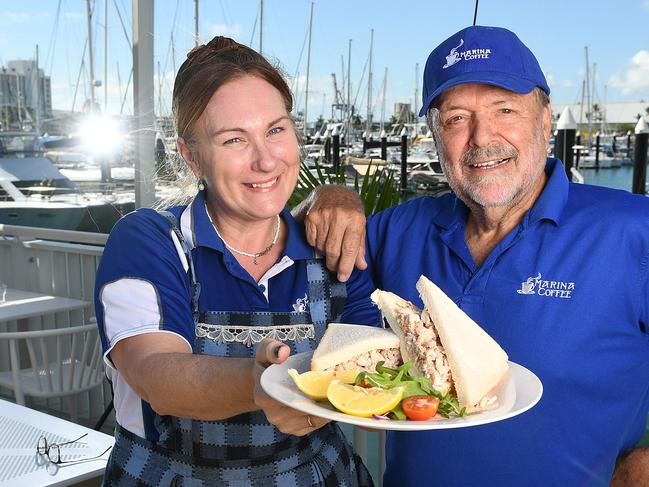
[585,46,591,146]
[366,28,373,134]
[259,0,263,54]
[414,63,419,122]
[133,0,155,208]
[346,39,351,146]
[86,0,96,112]
[380,67,387,133]
[34,45,41,133]
[194,0,199,46]
[104,0,108,113]
[303,2,314,138]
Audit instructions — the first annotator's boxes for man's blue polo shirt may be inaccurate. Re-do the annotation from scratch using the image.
[351,158,649,486]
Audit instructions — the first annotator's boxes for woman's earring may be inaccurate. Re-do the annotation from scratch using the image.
[197,178,205,191]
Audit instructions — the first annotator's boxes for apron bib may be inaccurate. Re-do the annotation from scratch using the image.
[103,212,373,487]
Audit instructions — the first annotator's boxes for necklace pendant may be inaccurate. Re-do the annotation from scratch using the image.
[253,255,259,265]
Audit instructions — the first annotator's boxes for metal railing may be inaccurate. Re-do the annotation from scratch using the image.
[0,224,110,426]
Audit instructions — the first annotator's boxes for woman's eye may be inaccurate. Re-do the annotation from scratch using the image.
[224,137,242,145]
[499,108,513,114]
[268,126,284,136]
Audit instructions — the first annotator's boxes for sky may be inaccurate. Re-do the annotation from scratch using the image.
[1,0,648,122]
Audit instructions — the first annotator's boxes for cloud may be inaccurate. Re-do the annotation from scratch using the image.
[562,80,574,88]
[609,50,649,96]
[545,73,556,87]
[1,12,30,23]
[203,21,242,40]
[643,0,649,12]
[63,12,85,21]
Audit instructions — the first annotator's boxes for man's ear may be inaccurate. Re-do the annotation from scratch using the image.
[542,104,552,144]
[177,137,200,177]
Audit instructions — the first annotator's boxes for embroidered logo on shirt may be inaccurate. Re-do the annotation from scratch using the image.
[442,38,492,69]
[516,273,575,299]
[292,293,309,312]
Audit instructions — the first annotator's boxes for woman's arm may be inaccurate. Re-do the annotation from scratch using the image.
[111,334,331,435]
[111,332,257,420]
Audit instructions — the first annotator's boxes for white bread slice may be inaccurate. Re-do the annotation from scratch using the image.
[310,323,400,371]
[371,289,452,394]
[416,275,509,408]
[370,289,424,375]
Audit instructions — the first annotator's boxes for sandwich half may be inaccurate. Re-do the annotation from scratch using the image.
[372,276,509,408]
[311,323,402,373]
[370,289,452,395]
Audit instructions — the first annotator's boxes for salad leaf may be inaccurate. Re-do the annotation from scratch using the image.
[355,361,467,419]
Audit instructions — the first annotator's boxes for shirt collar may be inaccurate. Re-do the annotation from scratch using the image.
[432,157,569,230]
[525,157,569,226]
[189,190,314,259]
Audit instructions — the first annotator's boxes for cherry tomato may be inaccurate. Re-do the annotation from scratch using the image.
[402,395,440,421]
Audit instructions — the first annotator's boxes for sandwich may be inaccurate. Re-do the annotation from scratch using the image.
[310,323,402,373]
[371,275,509,409]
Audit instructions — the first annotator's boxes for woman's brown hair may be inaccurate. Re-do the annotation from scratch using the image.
[172,36,294,154]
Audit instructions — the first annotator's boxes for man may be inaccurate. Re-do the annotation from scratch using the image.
[302,26,649,486]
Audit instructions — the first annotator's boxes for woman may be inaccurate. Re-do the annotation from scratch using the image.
[95,37,375,486]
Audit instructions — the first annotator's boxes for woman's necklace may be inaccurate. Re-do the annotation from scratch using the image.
[205,202,281,265]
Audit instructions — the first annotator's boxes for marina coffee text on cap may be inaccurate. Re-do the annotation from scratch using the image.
[419,25,550,116]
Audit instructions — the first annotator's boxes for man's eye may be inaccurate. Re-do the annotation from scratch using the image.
[224,137,242,145]
[446,115,465,125]
[499,108,513,114]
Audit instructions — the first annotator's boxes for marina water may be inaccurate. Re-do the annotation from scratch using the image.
[580,166,639,192]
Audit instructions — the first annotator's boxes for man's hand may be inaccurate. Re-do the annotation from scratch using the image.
[610,446,649,486]
[253,339,330,436]
[294,185,367,282]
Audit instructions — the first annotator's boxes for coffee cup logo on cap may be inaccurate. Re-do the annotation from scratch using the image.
[419,25,551,116]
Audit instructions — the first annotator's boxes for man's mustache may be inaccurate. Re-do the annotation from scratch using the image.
[459,145,518,165]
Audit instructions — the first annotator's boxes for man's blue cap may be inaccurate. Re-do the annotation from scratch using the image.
[419,25,550,116]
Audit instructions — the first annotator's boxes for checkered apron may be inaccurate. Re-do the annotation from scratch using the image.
[103,213,374,487]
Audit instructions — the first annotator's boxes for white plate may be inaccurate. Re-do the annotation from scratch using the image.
[261,351,543,431]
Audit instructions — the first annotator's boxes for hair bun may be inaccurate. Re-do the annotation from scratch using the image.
[205,36,239,51]
[186,36,240,60]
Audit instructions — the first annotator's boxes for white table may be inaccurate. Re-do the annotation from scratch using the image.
[0,399,114,486]
[0,289,89,322]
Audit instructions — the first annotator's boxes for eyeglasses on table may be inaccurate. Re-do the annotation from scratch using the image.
[36,432,112,465]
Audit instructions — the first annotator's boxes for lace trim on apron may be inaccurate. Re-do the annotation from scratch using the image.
[196,323,315,347]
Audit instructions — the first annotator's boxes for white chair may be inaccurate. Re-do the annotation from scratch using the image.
[0,324,104,421]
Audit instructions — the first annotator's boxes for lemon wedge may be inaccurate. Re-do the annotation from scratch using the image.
[326,379,404,417]
[288,369,361,400]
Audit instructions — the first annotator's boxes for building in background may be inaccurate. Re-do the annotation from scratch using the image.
[394,102,413,123]
[552,101,649,134]
[0,60,52,131]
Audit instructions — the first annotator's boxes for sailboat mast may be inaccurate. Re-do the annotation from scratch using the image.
[414,63,419,123]
[303,2,314,138]
[86,0,96,112]
[380,67,388,133]
[35,44,41,133]
[585,46,591,146]
[578,78,585,132]
[194,0,199,46]
[259,0,263,54]
[104,0,108,113]
[346,39,351,146]
[366,28,373,134]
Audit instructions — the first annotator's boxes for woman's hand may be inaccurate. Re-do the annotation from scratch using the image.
[253,338,331,436]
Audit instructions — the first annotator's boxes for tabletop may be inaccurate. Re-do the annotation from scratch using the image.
[0,288,89,323]
[0,399,114,486]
